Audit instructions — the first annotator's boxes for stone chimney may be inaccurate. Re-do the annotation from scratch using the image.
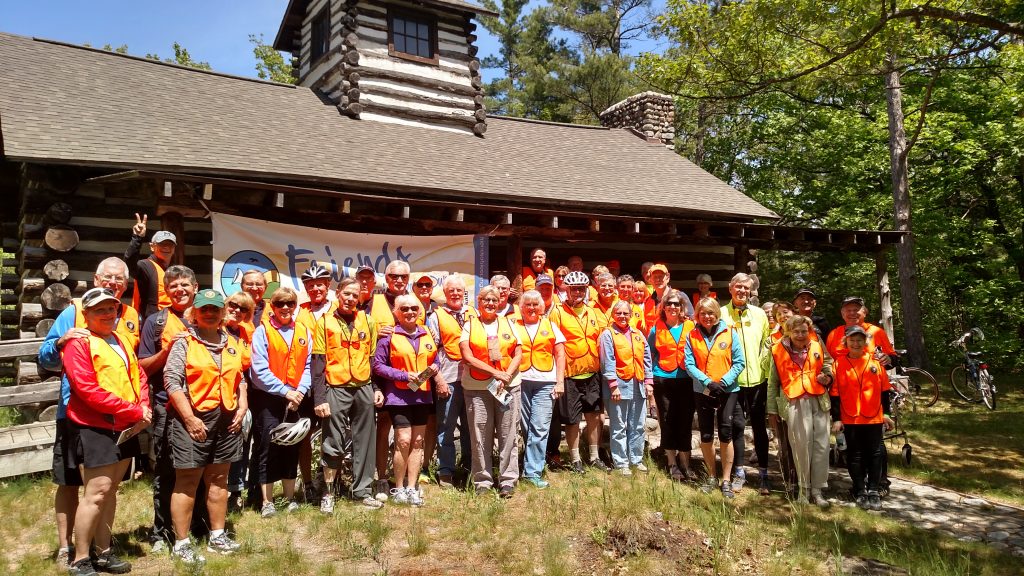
[599,92,675,147]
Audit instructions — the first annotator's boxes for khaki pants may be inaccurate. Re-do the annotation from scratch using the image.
[465,386,521,490]
[786,394,830,496]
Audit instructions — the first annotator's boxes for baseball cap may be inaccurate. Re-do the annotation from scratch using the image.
[844,325,868,338]
[193,289,225,308]
[794,287,817,299]
[413,274,436,286]
[841,296,865,307]
[355,264,375,275]
[151,230,177,244]
[648,264,669,275]
[81,287,120,309]
[535,273,554,287]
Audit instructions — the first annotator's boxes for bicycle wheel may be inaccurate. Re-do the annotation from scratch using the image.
[904,367,939,408]
[979,369,996,411]
[948,365,977,402]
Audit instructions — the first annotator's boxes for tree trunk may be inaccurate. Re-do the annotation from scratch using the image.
[884,64,928,367]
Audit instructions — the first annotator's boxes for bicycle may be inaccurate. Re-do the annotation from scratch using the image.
[888,350,939,411]
[949,328,996,410]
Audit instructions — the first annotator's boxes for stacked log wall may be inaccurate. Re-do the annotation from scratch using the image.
[599,91,676,147]
[292,0,485,134]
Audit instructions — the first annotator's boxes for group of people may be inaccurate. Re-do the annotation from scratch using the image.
[41,226,898,575]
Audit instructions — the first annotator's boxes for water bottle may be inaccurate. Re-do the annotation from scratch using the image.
[836,432,847,452]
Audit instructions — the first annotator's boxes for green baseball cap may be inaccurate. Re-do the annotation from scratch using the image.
[193,289,225,308]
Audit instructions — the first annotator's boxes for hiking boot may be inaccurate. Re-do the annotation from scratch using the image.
[374,479,390,502]
[360,495,385,509]
[731,468,746,492]
[589,459,611,473]
[758,475,771,496]
[67,558,97,576]
[855,492,869,509]
[569,460,585,475]
[320,494,335,515]
[390,487,410,504]
[475,486,492,496]
[669,465,684,481]
[810,492,831,508]
[91,549,131,573]
[207,533,242,555]
[172,543,205,566]
[499,485,515,499]
[721,481,736,499]
[57,546,74,567]
[260,502,277,518]
[700,477,718,494]
[867,490,882,511]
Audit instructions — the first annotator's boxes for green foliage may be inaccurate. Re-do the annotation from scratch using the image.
[145,42,212,70]
[250,34,296,84]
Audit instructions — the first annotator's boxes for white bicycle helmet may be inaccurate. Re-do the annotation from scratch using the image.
[563,270,590,286]
[271,417,311,446]
[301,264,331,282]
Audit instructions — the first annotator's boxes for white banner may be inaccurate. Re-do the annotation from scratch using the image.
[211,213,489,301]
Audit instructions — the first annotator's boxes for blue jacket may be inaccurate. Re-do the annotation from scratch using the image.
[683,319,745,394]
[598,325,652,401]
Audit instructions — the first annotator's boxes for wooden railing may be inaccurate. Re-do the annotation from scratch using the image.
[0,337,59,479]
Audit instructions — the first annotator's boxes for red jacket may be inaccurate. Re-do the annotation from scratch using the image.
[64,335,150,432]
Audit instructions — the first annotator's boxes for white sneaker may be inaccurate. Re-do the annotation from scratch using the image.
[286,500,300,513]
[320,494,335,514]
[618,467,633,476]
[407,489,424,507]
[360,495,385,509]
[374,479,390,502]
[172,543,206,566]
[634,463,649,473]
[390,487,410,504]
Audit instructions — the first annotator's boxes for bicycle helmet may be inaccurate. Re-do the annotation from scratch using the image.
[301,264,331,282]
[563,270,590,287]
[270,417,311,446]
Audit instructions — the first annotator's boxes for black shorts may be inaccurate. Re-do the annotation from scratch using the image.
[52,418,83,486]
[386,404,432,428]
[696,391,740,444]
[169,407,242,469]
[67,420,142,470]
[556,373,602,425]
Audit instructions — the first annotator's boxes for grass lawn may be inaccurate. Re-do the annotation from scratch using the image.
[891,373,1024,508]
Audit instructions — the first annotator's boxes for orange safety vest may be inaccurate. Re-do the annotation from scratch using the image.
[183,333,245,412]
[434,306,477,359]
[691,291,717,310]
[771,327,819,344]
[826,322,892,359]
[643,296,658,332]
[297,300,337,336]
[389,329,437,390]
[73,298,141,352]
[686,326,735,382]
[654,319,695,373]
[550,303,604,377]
[611,326,647,381]
[87,333,143,404]
[830,354,891,425]
[369,293,397,328]
[262,317,311,389]
[466,316,517,380]
[518,317,556,372]
[159,310,189,352]
[322,310,374,386]
[132,258,171,312]
[772,340,826,399]
[240,304,272,341]
[521,267,554,291]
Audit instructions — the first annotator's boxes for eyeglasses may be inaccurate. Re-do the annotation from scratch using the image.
[226,302,251,313]
[387,274,410,280]
[98,274,126,284]
[664,302,682,308]
[399,305,420,312]
[480,297,499,303]
[273,301,297,308]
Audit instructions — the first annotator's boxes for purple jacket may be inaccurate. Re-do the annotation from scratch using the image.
[371,324,437,406]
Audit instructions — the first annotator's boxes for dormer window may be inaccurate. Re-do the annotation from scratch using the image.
[310,8,330,63]
[388,10,438,64]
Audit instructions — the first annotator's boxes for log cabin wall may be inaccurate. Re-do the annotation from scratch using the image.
[291,0,486,135]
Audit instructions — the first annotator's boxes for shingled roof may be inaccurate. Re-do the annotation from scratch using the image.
[0,32,777,221]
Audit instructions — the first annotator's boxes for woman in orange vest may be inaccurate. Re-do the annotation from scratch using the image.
[250,287,312,517]
[460,285,523,498]
[600,300,654,474]
[516,290,565,488]
[691,273,717,311]
[830,325,894,511]
[164,289,249,564]
[647,289,698,482]
[768,302,795,344]
[372,294,440,506]
[62,287,151,575]
[222,290,255,511]
[683,297,745,499]
[767,315,833,507]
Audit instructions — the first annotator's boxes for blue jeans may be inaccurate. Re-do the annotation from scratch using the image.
[519,380,554,479]
[435,380,470,476]
[607,384,646,468]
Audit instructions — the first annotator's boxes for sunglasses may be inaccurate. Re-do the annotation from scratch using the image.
[273,301,297,308]
[664,302,682,308]
[399,305,420,312]
[414,282,433,288]
[226,302,251,313]
[387,274,410,280]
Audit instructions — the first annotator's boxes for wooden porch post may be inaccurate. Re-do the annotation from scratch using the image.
[734,242,748,274]
[875,249,895,343]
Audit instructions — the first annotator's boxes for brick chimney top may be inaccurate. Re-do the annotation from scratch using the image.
[599,92,675,147]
